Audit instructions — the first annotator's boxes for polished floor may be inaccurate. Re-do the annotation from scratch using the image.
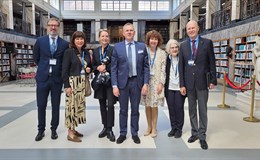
[0,81,259,160]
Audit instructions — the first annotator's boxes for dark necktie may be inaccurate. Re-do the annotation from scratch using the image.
[51,37,56,54]
[128,43,133,77]
[192,40,197,59]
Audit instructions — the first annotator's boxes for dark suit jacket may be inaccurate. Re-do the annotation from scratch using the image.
[111,41,150,89]
[33,35,69,83]
[62,48,92,88]
[92,45,116,101]
[179,36,217,90]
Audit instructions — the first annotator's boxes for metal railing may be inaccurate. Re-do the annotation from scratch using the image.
[211,5,232,29]
[240,0,260,20]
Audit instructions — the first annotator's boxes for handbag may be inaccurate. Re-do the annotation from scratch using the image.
[85,76,92,97]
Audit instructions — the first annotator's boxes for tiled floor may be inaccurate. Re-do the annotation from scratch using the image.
[0,82,260,160]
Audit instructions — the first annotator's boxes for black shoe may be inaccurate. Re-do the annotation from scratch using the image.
[51,130,58,140]
[116,135,126,144]
[168,128,176,137]
[107,131,115,142]
[200,140,208,150]
[132,135,141,144]
[174,130,182,138]
[35,132,45,141]
[188,135,198,143]
[98,128,107,138]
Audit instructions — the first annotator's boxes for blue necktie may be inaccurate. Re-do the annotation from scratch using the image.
[51,37,56,54]
[128,43,133,77]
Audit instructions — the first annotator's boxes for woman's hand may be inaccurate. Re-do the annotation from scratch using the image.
[97,64,106,73]
[65,88,72,96]
[157,83,163,95]
[85,67,91,73]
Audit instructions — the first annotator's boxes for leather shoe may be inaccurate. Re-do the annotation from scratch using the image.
[168,128,176,137]
[188,135,198,143]
[174,130,182,138]
[107,131,115,142]
[132,135,141,144]
[116,135,126,144]
[35,132,45,141]
[98,128,107,138]
[67,135,82,142]
[51,130,58,140]
[74,131,83,137]
[200,140,208,150]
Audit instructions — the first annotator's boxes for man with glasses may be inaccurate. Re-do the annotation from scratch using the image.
[33,18,69,141]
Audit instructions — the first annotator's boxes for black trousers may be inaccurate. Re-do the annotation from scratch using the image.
[98,89,115,128]
[166,90,185,131]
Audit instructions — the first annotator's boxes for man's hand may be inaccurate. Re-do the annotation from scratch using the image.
[180,87,186,96]
[113,87,120,97]
[142,84,148,96]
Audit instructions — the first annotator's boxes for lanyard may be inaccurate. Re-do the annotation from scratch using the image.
[99,45,109,62]
[148,48,157,69]
[81,51,85,69]
[170,56,178,77]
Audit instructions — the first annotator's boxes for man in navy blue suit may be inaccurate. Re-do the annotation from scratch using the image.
[111,23,150,144]
[33,18,69,141]
[179,20,217,150]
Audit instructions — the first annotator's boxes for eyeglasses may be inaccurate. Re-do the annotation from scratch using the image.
[48,24,59,28]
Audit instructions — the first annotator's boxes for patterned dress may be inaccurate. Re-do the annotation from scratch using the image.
[141,47,167,107]
[65,55,87,130]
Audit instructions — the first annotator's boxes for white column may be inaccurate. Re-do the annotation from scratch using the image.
[31,3,36,35]
[231,0,240,21]
[179,13,187,39]
[205,0,217,29]
[95,19,100,42]
[190,3,199,22]
[169,20,178,39]
[4,0,13,29]
[133,20,138,41]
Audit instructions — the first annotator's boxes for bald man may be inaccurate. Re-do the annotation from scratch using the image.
[178,20,217,150]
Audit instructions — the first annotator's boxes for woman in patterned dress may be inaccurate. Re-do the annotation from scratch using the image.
[141,30,166,138]
[62,31,92,142]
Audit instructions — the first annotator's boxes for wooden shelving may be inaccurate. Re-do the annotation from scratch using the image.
[213,39,230,83]
[233,33,260,88]
[15,43,34,68]
[0,41,10,81]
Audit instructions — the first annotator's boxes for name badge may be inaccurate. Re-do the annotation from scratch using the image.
[49,59,57,65]
[80,69,85,75]
[150,72,155,77]
[188,60,194,66]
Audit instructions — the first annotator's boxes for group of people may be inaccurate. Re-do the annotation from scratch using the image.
[33,17,216,150]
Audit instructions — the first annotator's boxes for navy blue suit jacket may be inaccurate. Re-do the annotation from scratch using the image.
[179,36,217,90]
[33,35,69,83]
[111,41,150,89]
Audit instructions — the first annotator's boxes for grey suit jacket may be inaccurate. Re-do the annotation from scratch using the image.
[178,36,217,90]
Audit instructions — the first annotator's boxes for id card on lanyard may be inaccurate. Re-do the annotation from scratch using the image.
[148,48,157,76]
[80,51,85,75]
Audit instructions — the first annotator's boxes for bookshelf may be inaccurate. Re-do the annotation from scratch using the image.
[15,43,34,68]
[233,33,260,88]
[145,21,169,44]
[0,41,10,81]
[213,39,229,83]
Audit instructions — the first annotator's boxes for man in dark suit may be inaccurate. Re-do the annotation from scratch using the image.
[179,20,217,150]
[33,18,69,141]
[111,23,150,144]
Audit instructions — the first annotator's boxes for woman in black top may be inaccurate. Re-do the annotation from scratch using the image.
[62,31,92,142]
[92,29,117,142]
